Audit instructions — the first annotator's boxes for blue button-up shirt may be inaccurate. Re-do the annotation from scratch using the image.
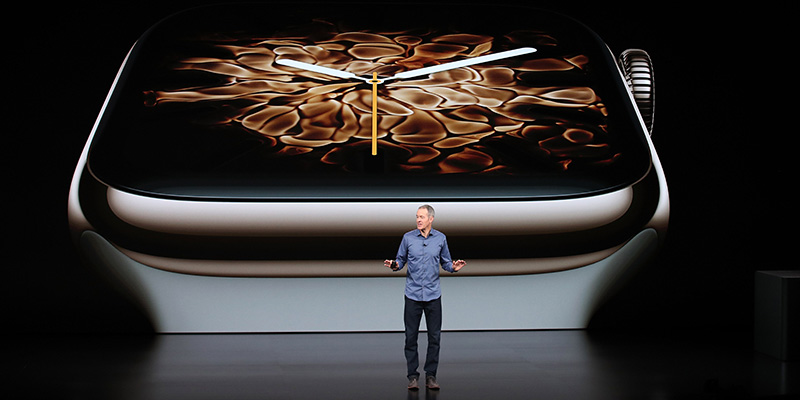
[394,228,456,301]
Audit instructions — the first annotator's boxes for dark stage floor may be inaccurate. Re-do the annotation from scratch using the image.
[6,329,797,400]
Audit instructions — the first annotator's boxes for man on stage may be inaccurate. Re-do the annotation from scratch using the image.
[384,204,466,390]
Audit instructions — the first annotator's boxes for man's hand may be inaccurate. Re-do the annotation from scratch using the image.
[384,259,398,271]
[453,260,466,272]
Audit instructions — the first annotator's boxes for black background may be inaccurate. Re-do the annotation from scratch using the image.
[5,1,790,334]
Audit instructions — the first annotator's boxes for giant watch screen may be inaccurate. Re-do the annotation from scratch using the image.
[88,3,652,200]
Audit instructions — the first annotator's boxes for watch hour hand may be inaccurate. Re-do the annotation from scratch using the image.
[275,58,362,81]
[389,47,537,80]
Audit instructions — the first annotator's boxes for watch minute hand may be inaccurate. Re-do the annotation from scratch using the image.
[390,47,537,80]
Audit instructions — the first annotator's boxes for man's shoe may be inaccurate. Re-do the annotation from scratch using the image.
[407,377,419,390]
[425,375,440,390]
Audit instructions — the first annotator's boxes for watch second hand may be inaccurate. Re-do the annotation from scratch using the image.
[370,72,379,156]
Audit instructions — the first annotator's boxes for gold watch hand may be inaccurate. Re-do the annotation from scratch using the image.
[370,72,379,156]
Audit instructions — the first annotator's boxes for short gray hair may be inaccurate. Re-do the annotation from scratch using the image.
[418,204,435,218]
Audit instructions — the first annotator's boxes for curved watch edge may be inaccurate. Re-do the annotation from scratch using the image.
[76,228,661,332]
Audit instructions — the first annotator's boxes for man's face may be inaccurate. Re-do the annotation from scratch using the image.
[416,208,433,233]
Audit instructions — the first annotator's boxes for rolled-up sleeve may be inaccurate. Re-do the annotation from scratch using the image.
[395,235,409,271]
[439,237,455,273]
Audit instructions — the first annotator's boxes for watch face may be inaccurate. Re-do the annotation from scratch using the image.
[88,3,652,200]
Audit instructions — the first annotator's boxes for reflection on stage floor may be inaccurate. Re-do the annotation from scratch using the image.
[7,329,797,399]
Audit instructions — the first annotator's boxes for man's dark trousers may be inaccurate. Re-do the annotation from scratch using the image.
[404,296,442,379]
